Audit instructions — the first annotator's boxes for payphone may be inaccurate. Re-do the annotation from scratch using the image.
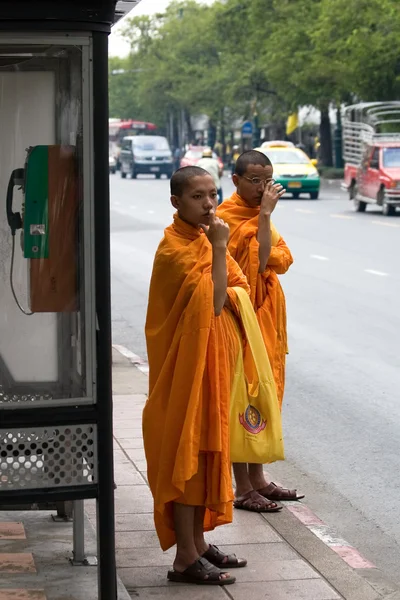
[6,144,78,314]
[0,1,134,596]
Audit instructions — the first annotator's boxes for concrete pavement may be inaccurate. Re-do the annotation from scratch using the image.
[110,173,400,583]
[107,346,400,600]
[0,504,130,600]
[1,346,398,600]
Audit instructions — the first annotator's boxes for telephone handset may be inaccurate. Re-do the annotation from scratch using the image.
[6,167,24,235]
[6,145,78,314]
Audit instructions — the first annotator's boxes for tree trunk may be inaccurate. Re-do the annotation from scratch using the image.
[208,120,217,150]
[184,109,193,145]
[274,120,286,140]
[170,110,179,150]
[173,112,180,150]
[319,106,333,167]
[220,108,226,162]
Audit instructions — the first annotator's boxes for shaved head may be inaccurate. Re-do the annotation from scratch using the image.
[235,150,272,176]
[171,166,210,196]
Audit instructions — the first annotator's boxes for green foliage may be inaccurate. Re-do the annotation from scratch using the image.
[313,0,400,101]
[109,56,141,118]
[108,0,400,163]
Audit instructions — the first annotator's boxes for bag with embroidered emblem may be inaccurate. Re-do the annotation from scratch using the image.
[230,287,284,464]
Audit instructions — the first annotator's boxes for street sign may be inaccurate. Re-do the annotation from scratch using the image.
[242,120,253,137]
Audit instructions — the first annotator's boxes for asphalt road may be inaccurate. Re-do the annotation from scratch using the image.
[110,172,400,583]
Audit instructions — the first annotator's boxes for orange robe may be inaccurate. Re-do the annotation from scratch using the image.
[217,192,293,408]
[143,214,250,551]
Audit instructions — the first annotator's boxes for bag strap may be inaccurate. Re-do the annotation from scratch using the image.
[232,286,275,384]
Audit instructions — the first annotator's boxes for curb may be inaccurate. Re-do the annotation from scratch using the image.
[112,344,149,375]
[286,502,375,569]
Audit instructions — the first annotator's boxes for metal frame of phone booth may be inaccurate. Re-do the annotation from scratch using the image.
[0,2,142,599]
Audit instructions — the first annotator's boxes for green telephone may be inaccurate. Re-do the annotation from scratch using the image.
[6,145,78,313]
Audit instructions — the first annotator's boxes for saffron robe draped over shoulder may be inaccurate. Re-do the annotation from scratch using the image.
[217,192,293,407]
[143,214,250,551]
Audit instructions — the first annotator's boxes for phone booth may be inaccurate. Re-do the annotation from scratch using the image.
[0,2,137,598]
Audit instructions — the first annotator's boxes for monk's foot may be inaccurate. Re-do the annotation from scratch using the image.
[235,485,255,499]
[195,540,210,557]
[173,554,232,580]
[168,558,235,584]
[248,476,270,491]
[173,551,200,574]
[234,490,282,513]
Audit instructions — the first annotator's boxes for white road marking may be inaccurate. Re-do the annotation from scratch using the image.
[113,344,149,375]
[296,208,315,214]
[330,214,354,220]
[364,269,389,277]
[371,220,400,228]
[310,254,329,261]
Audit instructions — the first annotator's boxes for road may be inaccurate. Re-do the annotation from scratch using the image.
[110,172,400,583]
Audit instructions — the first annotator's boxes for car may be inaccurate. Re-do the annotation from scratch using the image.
[119,135,173,179]
[109,154,117,174]
[256,142,320,199]
[342,102,400,215]
[351,144,400,216]
[260,140,295,149]
[180,146,224,172]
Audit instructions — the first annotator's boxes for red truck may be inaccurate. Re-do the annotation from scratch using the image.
[342,102,400,216]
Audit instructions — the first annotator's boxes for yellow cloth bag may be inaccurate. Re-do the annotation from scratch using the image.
[230,287,285,464]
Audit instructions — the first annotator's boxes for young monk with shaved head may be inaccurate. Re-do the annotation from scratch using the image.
[217,151,304,512]
[143,166,250,586]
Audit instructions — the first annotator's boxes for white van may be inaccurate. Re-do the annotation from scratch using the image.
[120,135,173,179]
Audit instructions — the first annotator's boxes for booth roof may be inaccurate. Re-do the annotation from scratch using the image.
[0,0,143,26]
[114,1,142,24]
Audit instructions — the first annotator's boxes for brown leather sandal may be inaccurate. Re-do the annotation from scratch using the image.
[167,557,236,585]
[258,482,305,501]
[234,490,282,513]
[203,544,247,568]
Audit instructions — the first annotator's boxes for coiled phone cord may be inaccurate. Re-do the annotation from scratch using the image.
[10,234,33,316]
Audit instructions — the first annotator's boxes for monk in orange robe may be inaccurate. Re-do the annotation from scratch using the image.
[217,150,304,511]
[143,166,249,586]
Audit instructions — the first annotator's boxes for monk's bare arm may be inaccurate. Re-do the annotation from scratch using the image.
[257,213,272,273]
[257,182,286,273]
[212,244,228,316]
[200,210,230,316]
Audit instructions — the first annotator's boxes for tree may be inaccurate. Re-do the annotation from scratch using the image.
[313,0,400,102]
[108,56,142,119]
[108,0,400,163]
[260,0,337,166]
[213,1,283,120]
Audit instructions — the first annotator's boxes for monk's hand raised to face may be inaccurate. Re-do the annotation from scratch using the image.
[200,210,230,248]
[260,181,286,216]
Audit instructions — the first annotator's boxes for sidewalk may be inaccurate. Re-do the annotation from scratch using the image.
[1,349,399,600]
[109,347,400,600]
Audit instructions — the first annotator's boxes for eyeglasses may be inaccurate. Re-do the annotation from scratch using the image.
[241,176,276,186]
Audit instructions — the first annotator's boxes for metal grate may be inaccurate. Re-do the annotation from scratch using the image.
[343,102,400,165]
[0,424,97,490]
[0,389,53,405]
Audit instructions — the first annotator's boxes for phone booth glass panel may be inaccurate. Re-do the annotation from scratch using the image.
[0,38,95,407]
[0,35,97,492]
